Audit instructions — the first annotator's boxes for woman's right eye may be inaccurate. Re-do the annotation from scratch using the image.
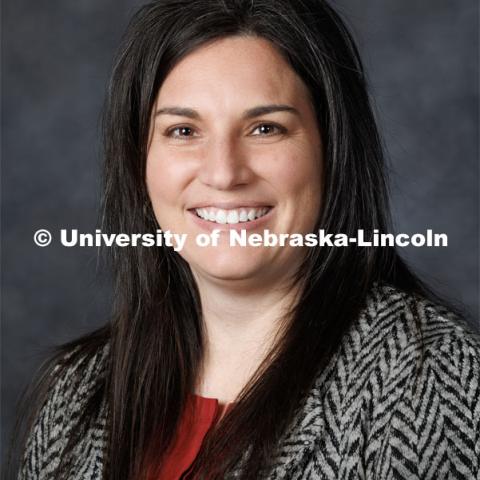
[165,126,197,139]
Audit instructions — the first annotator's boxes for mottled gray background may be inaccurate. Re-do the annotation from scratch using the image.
[2,0,478,467]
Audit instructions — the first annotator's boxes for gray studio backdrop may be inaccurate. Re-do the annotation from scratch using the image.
[2,0,479,467]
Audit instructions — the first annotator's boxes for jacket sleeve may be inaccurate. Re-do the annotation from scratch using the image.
[18,358,76,479]
[294,304,480,480]
[373,330,480,480]
[17,346,108,480]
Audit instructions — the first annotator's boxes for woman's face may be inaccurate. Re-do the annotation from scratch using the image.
[146,36,322,290]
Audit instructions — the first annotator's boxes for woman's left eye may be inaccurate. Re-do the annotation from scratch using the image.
[250,123,285,136]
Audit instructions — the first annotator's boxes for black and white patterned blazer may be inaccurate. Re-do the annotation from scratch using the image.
[18,285,480,479]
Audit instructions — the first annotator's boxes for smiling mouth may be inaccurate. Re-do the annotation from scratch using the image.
[191,206,273,225]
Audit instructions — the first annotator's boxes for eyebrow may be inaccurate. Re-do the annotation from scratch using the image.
[155,104,300,120]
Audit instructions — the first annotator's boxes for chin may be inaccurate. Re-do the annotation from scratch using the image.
[188,248,270,283]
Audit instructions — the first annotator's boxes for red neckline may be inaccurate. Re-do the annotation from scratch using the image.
[189,392,235,407]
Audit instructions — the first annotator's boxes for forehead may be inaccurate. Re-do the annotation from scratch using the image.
[155,35,311,110]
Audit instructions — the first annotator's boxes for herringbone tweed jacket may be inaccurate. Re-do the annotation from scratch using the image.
[18,285,480,479]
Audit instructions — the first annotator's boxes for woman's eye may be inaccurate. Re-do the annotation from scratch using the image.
[165,126,197,139]
[251,123,285,136]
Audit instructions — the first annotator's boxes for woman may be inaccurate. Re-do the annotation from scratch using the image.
[14,0,479,479]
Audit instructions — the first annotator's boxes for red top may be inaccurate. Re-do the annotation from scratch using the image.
[150,393,233,480]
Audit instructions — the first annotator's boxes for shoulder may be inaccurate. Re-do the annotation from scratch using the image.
[18,341,109,479]
[292,284,479,479]
[346,284,480,478]
[350,283,480,412]
[370,282,478,354]
[41,341,110,423]
[326,281,479,397]
[350,282,478,359]
[260,285,479,479]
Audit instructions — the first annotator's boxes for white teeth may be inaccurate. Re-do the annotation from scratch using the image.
[215,210,227,224]
[194,207,270,224]
[227,210,239,224]
[239,209,248,222]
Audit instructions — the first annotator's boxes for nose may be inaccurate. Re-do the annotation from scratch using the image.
[198,136,252,190]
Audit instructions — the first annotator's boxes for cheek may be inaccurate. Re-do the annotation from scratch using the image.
[263,147,322,232]
[146,147,195,206]
[261,147,322,199]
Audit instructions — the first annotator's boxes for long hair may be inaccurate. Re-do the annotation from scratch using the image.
[13,1,438,479]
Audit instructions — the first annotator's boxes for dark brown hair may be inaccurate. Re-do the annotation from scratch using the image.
[12,1,437,479]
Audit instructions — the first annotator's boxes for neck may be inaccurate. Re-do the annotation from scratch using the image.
[192,274,300,402]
